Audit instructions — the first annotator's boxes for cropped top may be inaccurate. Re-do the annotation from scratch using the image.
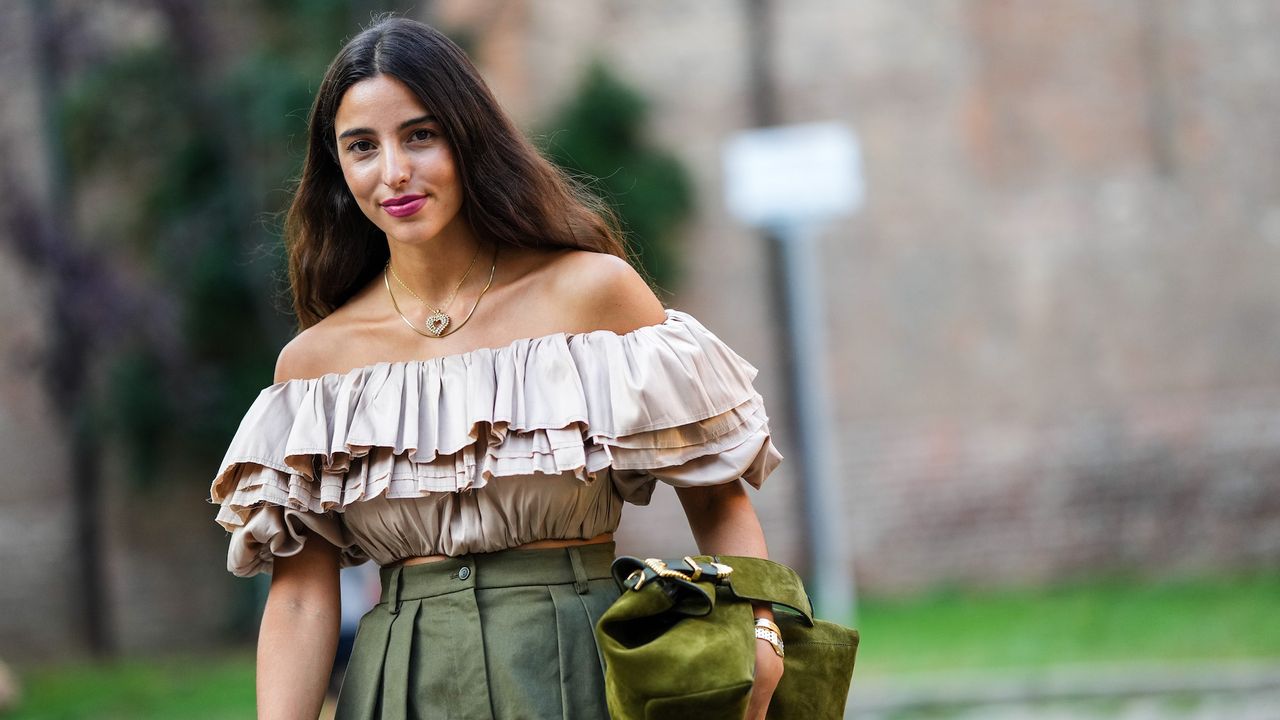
[209,309,783,577]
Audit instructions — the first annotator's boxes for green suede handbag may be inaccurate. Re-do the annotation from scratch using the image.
[594,554,859,719]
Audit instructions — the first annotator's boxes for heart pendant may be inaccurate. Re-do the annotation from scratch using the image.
[425,311,450,336]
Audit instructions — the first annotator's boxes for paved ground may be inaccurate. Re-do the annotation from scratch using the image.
[850,690,1280,719]
[846,662,1280,719]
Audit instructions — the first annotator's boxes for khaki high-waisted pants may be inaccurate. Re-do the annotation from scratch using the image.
[334,542,620,720]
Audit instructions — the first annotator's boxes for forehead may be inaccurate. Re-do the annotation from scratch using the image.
[334,75,431,130]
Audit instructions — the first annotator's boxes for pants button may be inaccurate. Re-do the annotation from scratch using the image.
[458,565,471,580]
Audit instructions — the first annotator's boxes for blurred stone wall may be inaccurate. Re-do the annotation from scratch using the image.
[0,0,241,660]
[442,0,1280,592]
[0,0,84,660]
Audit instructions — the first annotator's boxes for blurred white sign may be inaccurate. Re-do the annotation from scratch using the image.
[723,122,864,228]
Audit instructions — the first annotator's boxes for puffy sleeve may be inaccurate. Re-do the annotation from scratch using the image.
[209,381,371,578]
[569,310,784,505]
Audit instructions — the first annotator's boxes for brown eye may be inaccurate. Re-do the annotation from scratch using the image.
[347,139,374,153]
[410,128,438,142]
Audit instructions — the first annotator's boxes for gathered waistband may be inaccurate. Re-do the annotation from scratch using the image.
[378,541,617,611]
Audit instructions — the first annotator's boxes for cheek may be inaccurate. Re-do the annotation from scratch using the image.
[437,156,463,199]
[340,164,375,202]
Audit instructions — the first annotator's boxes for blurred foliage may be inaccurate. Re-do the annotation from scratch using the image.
[541,62,694,292]
[59,0,384,486]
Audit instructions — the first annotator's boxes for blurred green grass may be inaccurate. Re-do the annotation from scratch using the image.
[9,650,257,720]
[854,571,1280,676]
[7,573,1279,717]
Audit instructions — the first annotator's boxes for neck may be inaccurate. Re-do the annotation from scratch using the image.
[386,221,491,303]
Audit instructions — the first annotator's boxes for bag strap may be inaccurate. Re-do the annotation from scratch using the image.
[611,556,734,592]
[714,555,816,627]
[609,555,732,617]
[611,554,817,627]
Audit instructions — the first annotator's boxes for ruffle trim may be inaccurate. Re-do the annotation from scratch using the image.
[210,310,783,532]
[227,505,370,577]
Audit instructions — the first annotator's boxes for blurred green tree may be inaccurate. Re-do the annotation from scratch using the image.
[40,0,395,643]
[540,61,694,293]
[61,0,380,485]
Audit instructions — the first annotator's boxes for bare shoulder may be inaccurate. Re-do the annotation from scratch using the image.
[544,250,668,334]
[273,316,352,384]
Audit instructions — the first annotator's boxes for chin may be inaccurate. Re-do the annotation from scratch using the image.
[386,224,444,246]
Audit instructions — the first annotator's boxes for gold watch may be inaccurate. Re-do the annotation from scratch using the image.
[753,618,785,658]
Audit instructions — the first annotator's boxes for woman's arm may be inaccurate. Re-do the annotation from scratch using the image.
[256,533,342,720]
[553,251,783,714]
[675,480,784,720]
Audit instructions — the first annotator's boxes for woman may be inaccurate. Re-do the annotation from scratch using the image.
[210,16,785,719]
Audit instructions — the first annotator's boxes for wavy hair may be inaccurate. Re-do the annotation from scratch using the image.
[284,16,628,329]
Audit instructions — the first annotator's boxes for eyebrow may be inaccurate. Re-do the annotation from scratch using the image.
[337,114,438,140]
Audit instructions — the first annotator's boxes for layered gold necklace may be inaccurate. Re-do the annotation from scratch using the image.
[385,244,498,338]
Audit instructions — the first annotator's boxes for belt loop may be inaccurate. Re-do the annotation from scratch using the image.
[568,546,590,595]
[387,566,403,615]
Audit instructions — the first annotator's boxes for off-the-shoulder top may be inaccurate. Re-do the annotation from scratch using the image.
[209,309,783,577]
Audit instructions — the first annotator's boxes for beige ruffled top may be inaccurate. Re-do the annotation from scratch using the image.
[209,309,782,577]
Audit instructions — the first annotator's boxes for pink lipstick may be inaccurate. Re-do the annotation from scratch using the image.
[381,194,427,218]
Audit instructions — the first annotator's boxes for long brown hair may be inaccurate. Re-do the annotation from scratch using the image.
[284,16,628,329]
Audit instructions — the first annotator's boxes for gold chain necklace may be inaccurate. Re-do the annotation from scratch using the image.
[385,245,498,338]
[388,245,482,336]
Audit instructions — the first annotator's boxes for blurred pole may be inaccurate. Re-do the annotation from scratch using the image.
[741,0,856,622]
[774,222,856,622]
[29,0,114,656]
[745,0,778,126]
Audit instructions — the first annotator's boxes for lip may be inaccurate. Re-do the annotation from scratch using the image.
[381,194,428,218]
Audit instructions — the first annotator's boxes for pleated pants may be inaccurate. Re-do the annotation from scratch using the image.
[333,542,621,720]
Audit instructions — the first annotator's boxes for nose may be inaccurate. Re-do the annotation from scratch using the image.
[381,144,410,188]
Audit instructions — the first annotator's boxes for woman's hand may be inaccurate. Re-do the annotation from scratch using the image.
[747,634,784,719]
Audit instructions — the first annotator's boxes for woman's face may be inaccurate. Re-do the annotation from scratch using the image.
[333,74,466,246]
